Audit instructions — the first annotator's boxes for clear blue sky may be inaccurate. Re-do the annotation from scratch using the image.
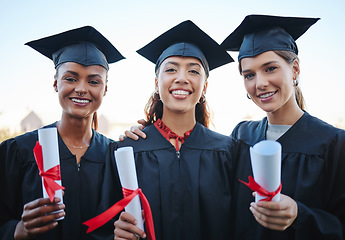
[1,0,344,136]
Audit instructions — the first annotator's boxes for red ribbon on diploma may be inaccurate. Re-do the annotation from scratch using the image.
[83,188,156,240]
[33,141,65,202]
[239,176,282,201]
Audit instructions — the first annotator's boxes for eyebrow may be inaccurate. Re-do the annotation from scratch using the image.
[262,61,279,67]
[242,61,279,73]
[62,70,103,78]
[63,70,79,76]
[164,61,201,67]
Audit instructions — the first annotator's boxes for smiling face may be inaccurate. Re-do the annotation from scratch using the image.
[156,56,208,118]
[240,51,300,115]
[54,62,107,120]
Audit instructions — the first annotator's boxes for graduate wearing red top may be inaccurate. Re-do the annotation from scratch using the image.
[99,20,237,240]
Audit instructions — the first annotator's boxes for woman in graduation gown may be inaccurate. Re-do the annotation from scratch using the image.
[101,20,237,240]
[0,26,124,239]
[220,15,345,239]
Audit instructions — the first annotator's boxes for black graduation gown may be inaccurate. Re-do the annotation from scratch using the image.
[102,122,237,240]
[230,112,345,240]
[0,123,114,240]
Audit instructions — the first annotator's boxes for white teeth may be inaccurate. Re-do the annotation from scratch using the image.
[171,90,189,95]
[71,98,90,104]
[260,92,275,98]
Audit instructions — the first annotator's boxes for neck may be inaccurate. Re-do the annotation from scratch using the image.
[266,98,304,125]
[56,113,93,146]
[161,110,196,136]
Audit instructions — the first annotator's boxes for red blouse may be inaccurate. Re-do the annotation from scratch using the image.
[154,119,193,151]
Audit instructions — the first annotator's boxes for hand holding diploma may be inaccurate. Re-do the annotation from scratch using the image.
[239,140,282,202]
[14,127,66,239]
[115,147,144,231]
[240,140,298,230]
[35,128,65,204]
[83,147,156,240]
[249,193,298,231]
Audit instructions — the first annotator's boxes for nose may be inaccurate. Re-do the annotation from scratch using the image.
[256,73,268,89]
[174,71,189,84]
[75,81,87,96]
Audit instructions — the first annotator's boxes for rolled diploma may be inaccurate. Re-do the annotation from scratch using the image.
[250,140,282,202]
[115,146,144,231]
[38,127,64,219]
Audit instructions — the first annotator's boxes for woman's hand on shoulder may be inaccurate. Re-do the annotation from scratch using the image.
[114,212,146,240]
[249,193,298,231]
[119,119,147,141]
[14,197,65,239]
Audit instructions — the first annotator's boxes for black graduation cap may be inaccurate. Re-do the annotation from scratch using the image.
[221,15,320,60]
[137,20,234,76]
[25,26,125,70]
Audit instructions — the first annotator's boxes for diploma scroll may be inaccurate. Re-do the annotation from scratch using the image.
[37,127,64,219]
[115,147,144,231]
[250,140,282,202]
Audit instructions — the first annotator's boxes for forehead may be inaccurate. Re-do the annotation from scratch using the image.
[241,51,284,68]
[161,56,203,66]
[57,62,107,75]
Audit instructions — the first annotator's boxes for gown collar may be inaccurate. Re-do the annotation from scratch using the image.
[154,119,194,151]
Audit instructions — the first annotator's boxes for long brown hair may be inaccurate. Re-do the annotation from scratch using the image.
[239,50,306,111]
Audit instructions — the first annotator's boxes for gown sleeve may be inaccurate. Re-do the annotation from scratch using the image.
[0,138,24,239]
[294,130,345,239]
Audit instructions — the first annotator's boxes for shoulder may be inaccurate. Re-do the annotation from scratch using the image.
[117,124,171,152]
[299,113,344,139]
[93,130,114,145]
[231,118,267,145]
[184,123,237,151]
[14,129,39,154]
[0,129,38,165]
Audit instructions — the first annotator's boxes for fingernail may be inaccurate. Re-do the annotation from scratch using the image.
[59,211,65,217]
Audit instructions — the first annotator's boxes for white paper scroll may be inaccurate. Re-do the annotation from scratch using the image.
[115,146,144,231]
[38,127,64,219]
[250,140,282,202]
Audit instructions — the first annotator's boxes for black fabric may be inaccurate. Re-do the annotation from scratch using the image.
[155,42,210,77]
[0,123,117,240]
[100,122,238,240]
[25,26,125,69]
[230,112,345,239]
[221,14,319,60]
[137,20,234,73]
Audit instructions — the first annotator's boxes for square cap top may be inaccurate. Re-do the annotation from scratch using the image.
[221,15,320,60]
[25,26,125,70]
[137,20,234,76]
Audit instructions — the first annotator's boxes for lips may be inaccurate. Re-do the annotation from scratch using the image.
[70,98,91,104]
[171,89,191,96]
[258,91,277,99]
[170,89,192,100]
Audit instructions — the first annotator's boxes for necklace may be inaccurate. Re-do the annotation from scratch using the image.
[65,144,89,149]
